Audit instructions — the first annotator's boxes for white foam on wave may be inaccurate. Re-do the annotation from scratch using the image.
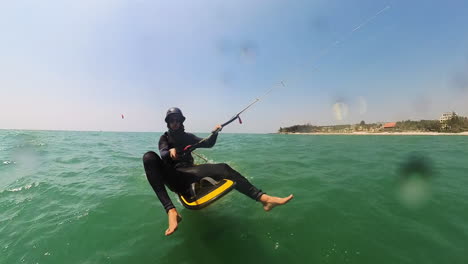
[76,209,89,219]
[6,183,37,193]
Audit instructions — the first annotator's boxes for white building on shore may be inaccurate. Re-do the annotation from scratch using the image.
[439,112,457,123]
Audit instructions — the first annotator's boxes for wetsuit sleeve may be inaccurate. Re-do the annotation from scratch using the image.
[188,133,218,148]
[158,134,170,159]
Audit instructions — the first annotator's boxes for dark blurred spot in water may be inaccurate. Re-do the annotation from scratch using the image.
[397,153,434,209]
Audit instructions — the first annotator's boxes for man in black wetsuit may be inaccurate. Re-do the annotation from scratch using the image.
[143,107,293,236]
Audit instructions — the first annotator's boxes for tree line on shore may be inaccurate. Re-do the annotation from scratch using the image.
[278,115,468,133]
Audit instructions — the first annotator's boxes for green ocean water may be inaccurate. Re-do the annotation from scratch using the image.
[1,130,467,264]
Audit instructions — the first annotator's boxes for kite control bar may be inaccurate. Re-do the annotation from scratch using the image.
[181,82,285,155]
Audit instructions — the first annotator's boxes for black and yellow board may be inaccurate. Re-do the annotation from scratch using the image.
[178,177,236,210]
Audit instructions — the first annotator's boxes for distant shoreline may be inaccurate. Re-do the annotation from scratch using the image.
[278,131,468,136]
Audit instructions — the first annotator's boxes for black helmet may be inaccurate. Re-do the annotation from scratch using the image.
[165,107,186,123]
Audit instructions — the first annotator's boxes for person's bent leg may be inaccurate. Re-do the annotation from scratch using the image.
[143,151,184,236]
[142,151,177,212]
[177,163,264,200]
[219,163,294,209]
[218,163,265,200]
[177,163,293,211]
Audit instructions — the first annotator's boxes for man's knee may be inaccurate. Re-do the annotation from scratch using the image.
[220,163,233,172]
[143,151,161,165]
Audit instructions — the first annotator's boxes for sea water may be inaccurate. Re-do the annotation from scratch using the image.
[1,130,467,264]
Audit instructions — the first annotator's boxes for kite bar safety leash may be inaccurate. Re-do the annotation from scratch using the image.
[191,151,209,163]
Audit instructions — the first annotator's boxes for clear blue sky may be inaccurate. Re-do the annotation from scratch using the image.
[1,0,468,133]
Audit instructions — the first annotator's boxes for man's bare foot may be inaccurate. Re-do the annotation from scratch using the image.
[165,208,182,236]
[259,194,294,211]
